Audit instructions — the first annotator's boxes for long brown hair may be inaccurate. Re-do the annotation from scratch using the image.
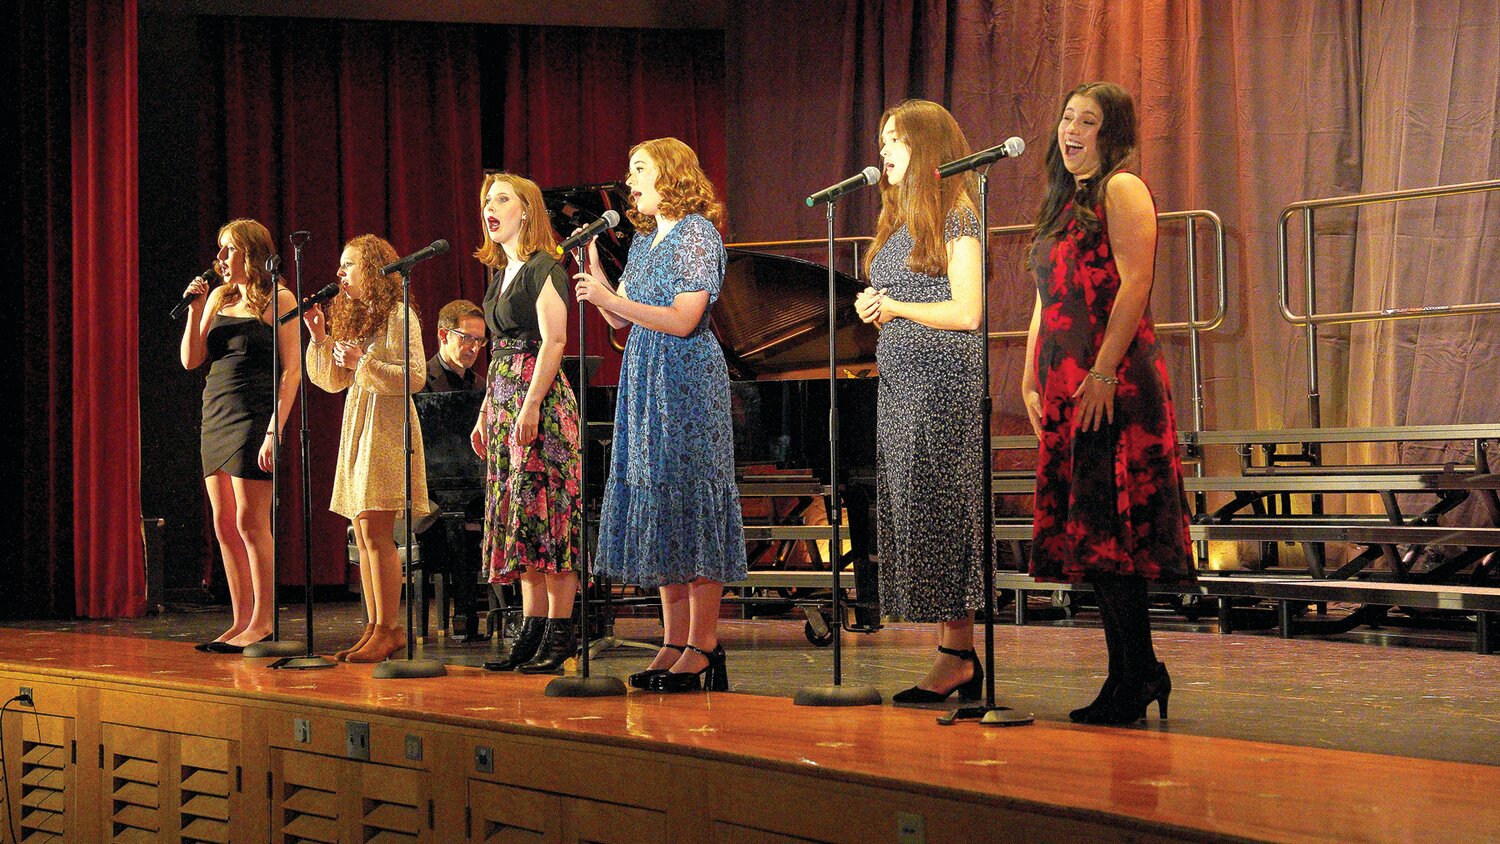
[217,219,277,317]
[863,100,978,278]
[1030,82,1139,251]
[328,234,409,343]
[625,138,725,233]
[472,172,560,271]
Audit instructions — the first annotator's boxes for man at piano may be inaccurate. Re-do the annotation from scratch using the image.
[424,299,487,393]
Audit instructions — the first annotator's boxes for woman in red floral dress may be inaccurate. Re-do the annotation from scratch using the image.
[1022,82,1196,725]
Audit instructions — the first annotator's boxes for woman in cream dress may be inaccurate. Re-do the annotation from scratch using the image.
[304,233,430,664]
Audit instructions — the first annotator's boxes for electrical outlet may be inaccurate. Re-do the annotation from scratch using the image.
[474,745,494,774]
[18,686,33,705]
[346,721,370,760]
[404,734,423,761]
[897,812,925,844]
[293,718,311,743]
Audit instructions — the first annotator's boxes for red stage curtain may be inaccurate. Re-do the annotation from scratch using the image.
[189,18,725,587]
[195,17,486,586]
[485,24,727,382]
[71,0,146,617]
[10,0,75,618]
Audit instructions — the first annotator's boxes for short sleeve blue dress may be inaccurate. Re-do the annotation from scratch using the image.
[594,214,748,587]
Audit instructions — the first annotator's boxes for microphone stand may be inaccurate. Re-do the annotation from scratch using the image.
[548,244,626,697]
[794,197,881,707]
[264,233,334,669]
[373,255,447,679]
[939,166,1032,726]
[246,251,309,661]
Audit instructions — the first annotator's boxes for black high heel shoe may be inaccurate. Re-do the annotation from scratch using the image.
[1081,661,1171,725]
[484,616,546,671]
[892,645,984,704]
[1069,675,1120,723]
[628,644,685,689]
[650,643,728,693]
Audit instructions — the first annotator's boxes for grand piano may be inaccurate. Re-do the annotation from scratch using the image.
[544,183,884,639]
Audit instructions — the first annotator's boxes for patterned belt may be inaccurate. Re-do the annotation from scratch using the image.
[490,337,541,357]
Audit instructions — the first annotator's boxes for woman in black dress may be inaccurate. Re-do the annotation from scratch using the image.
[1023,82,1195,724]
[180,218,300,652]
[854,100,988,703]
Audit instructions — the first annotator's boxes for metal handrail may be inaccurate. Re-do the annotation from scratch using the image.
[1277,177,1500,427]
[986,209,1228,340]
[1277,178,1500,327]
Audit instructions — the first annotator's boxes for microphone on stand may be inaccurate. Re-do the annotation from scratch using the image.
[935,136,1026,178]
[169,268,219,320]
[278,283,342,325]
[381,240,450,276]
[556,210,621,255]
[806,166,881,207]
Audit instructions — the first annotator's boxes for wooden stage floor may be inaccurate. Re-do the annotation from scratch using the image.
[0,626,1496,842]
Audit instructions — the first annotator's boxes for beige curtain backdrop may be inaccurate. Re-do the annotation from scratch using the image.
[727,0,1500,563]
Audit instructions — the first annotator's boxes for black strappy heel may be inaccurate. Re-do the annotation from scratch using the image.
[892,645,984,704]
[628,643,685,689]
[650,643,728,693]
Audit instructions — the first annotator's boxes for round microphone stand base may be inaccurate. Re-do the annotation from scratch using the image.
[372,658,448,680]
[544,674,627,698]
[937,704,1035,727]
[243,640,308,660]
[267,654,339,671]
[793,684,883,708]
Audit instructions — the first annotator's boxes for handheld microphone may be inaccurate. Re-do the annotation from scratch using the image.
[278,283,342,325]
[806,166,881,207]
[381,240,450,276]
[935,137,1025,179]
[556,210,622,255]
[169,268,219,320]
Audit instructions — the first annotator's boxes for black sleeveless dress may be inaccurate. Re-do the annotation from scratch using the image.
[201,314,275,480]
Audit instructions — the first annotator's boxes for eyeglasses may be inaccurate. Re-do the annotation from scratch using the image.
[447,328,486,349]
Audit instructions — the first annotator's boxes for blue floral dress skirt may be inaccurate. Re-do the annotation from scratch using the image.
[594,214,748,587]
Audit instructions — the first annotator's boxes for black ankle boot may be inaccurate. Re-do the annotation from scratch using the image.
[518,618,577,674]
[484,616,546,671]
[1082,661,1171,725]
[892,645,984,704]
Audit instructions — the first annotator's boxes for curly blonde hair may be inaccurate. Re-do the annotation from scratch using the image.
[217,219,277,317]
[625,138,724,233]
[328,234,411,343]
[473,172,560,271]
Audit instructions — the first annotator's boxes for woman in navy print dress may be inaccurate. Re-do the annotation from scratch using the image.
[853,100,989,705]
[574,137,746,693]
[1023,82,1196,725]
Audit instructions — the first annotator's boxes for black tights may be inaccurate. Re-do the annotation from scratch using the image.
[1089,573,1157,682]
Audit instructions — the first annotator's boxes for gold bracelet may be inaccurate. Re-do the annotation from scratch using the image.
[1087,368,1119,386]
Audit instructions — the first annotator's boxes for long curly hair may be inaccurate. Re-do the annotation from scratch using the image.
[1030,82,1139,253]
[472,172,560,271]
[217,219,277,317]
[864,100,978,278]
[328,234,409,343]
[625,137,725,233]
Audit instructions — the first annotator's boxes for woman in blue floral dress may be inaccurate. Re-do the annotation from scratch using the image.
[575,137,746,693]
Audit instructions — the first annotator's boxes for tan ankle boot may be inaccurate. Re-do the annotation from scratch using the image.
[333,624,375,662]
[347,625,406,664]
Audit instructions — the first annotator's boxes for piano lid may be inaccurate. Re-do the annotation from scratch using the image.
[714,249,877,380]
[541,182,877,381]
